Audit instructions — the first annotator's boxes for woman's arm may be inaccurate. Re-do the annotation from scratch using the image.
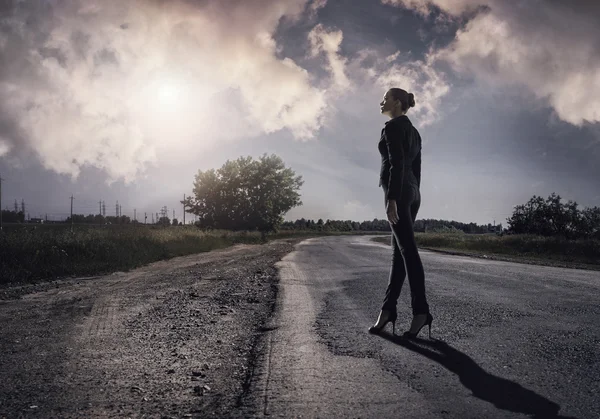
[383,123,406,201]
[412,129,421,188]
[412,150,421,188]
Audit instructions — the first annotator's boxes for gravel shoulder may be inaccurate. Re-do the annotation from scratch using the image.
[0,237,303,418]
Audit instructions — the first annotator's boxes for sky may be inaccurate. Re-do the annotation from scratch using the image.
[0,0,599,225]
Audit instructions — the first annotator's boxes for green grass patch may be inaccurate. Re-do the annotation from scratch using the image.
[0,225,388,285]
[371,232,600,268]
[0,225,262,284]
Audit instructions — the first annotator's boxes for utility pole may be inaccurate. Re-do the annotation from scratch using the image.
[14,199,17,213]
[70,194,74,231]
[119,204,122,218]
[183,194,186,225]
[134,208,136,222]
[21,198,25,215]
[152,213,154,224]
[102,201,106,217]
[144,212,147,225]
[99,200,102,216]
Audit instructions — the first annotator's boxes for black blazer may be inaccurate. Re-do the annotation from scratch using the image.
[378,115,421,201]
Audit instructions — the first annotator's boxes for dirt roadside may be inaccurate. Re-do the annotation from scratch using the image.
[0,237,304,418]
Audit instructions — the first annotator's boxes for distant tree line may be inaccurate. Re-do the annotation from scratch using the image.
[279,218,501,233]
[1,210,25,223]
[506,192,600,239]
[1,208,500,235]
[62,214,178,226]
[0,211,179,226]
[66,214,135,225]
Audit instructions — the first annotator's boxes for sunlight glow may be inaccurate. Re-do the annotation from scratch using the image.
[157,81,181,106]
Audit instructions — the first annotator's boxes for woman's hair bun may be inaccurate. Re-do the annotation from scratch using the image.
[408,93,416,108]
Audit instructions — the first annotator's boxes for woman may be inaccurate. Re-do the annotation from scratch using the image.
[368,88,433,338]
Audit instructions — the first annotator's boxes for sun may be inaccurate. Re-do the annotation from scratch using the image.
[157,81,181,106]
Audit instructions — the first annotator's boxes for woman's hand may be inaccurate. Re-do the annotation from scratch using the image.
[386,199,399,225]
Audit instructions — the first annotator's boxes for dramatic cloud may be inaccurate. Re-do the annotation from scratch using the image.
[381,0,483,16]
[0,136,11,157]
[383,0,600,126]
[308,0,328,20]
[308,23,351,92]
[0,0,334,181]
[348,48,451,127]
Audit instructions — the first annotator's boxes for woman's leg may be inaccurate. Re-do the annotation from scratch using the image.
[406,198,429,315]
[381,231,406,312]
[381,195,429,315]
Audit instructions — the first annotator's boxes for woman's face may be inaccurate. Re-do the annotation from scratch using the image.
[380,90,399,117]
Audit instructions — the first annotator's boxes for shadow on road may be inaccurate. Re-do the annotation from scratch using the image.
[378,333,578,419]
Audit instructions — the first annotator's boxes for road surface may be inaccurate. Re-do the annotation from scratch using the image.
[239,235,599,419]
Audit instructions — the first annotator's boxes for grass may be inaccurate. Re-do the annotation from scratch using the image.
[10,222,595,285]
[371,232,600,269]
[0,225,388,285]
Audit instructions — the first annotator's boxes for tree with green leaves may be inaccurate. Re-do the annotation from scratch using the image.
[506,192,600,239]
[183,153,303,237]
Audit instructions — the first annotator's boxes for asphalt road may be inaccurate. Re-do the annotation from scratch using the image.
[239,235,600,419]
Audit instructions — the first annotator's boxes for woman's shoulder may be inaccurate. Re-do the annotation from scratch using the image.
[384,117,412,137]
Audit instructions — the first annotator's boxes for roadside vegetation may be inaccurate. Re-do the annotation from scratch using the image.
[371,231,600,269]
[372,192,600,269]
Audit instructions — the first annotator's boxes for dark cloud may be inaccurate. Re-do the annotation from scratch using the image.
[93,48,119,67]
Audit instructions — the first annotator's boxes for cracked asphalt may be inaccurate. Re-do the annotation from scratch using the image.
[239,235,600,419]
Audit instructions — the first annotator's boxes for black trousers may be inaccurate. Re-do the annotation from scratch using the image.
[381,185,429,315]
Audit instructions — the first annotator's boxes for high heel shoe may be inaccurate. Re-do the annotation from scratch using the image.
[402,312,433,339]
[368,310,397,335]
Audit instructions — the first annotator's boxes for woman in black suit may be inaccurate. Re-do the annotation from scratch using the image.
[368,88,433,338]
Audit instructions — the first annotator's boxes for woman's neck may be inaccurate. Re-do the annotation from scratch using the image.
[390,110,406,119]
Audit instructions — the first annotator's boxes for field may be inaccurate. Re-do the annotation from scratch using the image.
[0,224,387,284]
[3,223,599,285]
[371,232,600,270]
